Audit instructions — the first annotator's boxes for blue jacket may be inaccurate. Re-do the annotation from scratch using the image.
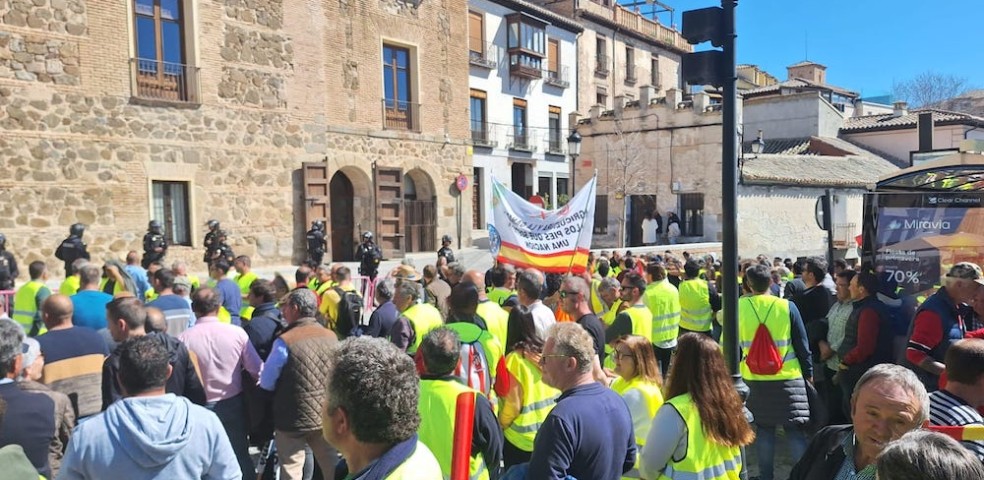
[58,394,240,480]
[0,381,55,479]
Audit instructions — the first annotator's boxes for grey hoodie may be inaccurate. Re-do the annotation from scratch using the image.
[57,394,240,480]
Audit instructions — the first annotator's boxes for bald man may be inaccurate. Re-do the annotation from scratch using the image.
[36,294,109,365]
[145,307,168,334]
[463,270,508,348]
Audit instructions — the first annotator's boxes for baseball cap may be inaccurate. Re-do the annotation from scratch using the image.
[174,276,193,291]
[21,337,41,368]
[946,262,984,285]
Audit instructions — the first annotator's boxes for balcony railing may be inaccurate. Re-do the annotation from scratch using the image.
[833,222,858,248]
[508,130,537,152]
[381,99,420,132]
[545,136,565,156]
[469,42,499,69]
[130,58,200,104]
[471,124,497,147]
[579,2,693,53]
[509,53,543,80]
[625,65,637,85]
[544,65,570,88]
[595,53,609,75]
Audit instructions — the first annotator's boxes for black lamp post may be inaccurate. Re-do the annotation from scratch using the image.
[567,131,582,195]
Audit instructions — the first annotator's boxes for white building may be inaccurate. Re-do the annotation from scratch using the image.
[467,0,581,232]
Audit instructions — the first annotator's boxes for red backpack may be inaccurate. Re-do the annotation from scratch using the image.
[745,300,783,376]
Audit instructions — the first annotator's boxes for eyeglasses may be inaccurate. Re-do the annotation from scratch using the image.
[538,354,570,366]
[559,291,580,299]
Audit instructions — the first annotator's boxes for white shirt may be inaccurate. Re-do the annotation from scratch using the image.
[528,300,556,339]
[641,219,658,244]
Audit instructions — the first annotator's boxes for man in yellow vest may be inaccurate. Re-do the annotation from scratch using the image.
[232,255,258,321]
[643,262,680,378]
[738,263,813,480]
[417,328,503,480]
[678,260,720,336]
[322,336,442,479]
[12,261,51,336]
[389,280,443,355]
[464,270,509,352]
[320,266,360,336]
[597,277,624,326]
[605,272,653,345]
[487,264,519,311]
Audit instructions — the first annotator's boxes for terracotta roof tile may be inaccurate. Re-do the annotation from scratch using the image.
[841,109,984,133]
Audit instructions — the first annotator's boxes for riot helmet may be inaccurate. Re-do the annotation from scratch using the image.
[362,231,374,241]
[149,220,163,234]
[313,220,325,231]
[442,234,452,245]
[207,219,220,231]
[0,233,5,250]
[70,223,85,236]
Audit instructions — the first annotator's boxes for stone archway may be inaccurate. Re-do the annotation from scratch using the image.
[404,168,436,253]
[329,166,372,261]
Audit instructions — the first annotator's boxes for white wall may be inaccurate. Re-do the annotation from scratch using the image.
[843,125,975,165]
[738,185,865,259]
[743,92,845,140]
[468,0,579,228]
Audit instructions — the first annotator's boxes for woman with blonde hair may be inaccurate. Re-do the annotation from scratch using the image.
[610,335,664,478]
[641,333,754,480]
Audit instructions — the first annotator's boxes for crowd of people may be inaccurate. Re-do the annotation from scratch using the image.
[3,226,984,479]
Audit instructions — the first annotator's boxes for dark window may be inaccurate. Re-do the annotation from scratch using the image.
[596,89,607,107]
[470,90,487,143]
[383,44,416,130]
[680,193,704,236]
[513,99,527,147]
[152,181,191,246]
[538,176,552,208]
[556,178,569,203]
[625,46,635,81]
[594,195,608,234]
[651,55,661,87]
[548,106,561,152]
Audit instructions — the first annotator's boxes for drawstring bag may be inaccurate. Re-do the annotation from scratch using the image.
[745,301,783,375]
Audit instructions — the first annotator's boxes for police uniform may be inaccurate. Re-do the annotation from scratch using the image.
[54,235,89,274]
[142,231,167,269]
[0,248,18,291]
[357,241,382,279]
[306,226,326,266]
[437,245,456,264]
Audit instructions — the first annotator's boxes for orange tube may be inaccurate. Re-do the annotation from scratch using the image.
[451,392,476,480]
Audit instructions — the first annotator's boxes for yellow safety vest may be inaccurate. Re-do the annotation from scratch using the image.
[590,279,608,316]
[404,303,444,355]
[59,275,80,296]
[187,275,201,290]
[235,271,258,320]
[658,394,742,480]
[679,279,712,332]
[383,441,445,479]
[501,352,559,452]
[98,278,125,295]
[644,280,681,344]
[611,376,664,446]
[737,295,801,381]
[13,280,48,336]
[621,304,654,343]
[601,298,623,327]
[476,300,509,351]
[487,287,516,308]
[418,379,490,480]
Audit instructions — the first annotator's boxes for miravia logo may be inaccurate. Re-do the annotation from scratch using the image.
[904,219,951,230]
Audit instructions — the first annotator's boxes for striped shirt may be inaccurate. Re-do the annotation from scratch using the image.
[928,389,984,461]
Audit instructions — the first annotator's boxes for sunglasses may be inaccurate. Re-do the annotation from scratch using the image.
[559,290,580,299]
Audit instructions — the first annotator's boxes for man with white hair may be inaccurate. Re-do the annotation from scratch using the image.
[789,364,929,479]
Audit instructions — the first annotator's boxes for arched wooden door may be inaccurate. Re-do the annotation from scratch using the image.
[330,172,355,261]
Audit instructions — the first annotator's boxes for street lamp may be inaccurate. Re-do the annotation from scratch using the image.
[567,131,582,196]
[750,130,765,155]
[739,130,764,184]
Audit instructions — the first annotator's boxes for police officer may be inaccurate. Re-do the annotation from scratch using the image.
[55,223,90,275]
[142,220,168,269]
[203,219,220,263]
[437,234,455,264]
[209,230,235,265]
[357,231,382,280]
[305,220,327,266]
[0,233,18,290]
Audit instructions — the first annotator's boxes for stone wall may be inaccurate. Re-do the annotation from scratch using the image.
[223,0,283,29]
[1,0,87,35]
[0,32,79,84]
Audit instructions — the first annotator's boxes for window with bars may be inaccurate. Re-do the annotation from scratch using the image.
[679,193,704,237]
[152,180,191,246]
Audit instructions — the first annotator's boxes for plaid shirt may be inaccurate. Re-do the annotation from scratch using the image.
[834,434,876,480]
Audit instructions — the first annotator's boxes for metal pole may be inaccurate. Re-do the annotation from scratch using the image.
[825,189,835,270]
[721,0,747,397]
[457,191,462,250]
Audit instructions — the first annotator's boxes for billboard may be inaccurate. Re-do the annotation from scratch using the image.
[871,193,984,296]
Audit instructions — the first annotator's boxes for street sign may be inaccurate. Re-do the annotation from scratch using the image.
[456,174,469,192]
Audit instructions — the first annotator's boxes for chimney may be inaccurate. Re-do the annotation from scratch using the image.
[893,101,908,118]
[639,85,657,107]
[589,104,603,119]
[664,88,682,108]
[693,91,710,113]
[918,112,934,152]
[614,95,627,117]
[786,62,827,84]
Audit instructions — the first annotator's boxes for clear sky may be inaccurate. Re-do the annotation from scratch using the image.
[644,0,984,97]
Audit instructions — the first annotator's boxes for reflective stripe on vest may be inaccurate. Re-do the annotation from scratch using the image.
[679,279,712,332]
[383,441,445,479]
[13,281,47,336]
[737,295,802,381]
[645,281,681,344]
[622,305,654,343]
[405,303,444,354]
[502,352,559,451]
[418,379,490,480]
[658,394,742,480]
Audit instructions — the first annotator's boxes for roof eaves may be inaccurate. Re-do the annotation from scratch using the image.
[488,0,584,33]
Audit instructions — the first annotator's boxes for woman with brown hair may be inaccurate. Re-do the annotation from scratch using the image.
[640,332,754,480]
[610,335,664,479]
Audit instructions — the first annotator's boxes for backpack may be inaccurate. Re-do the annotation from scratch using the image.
[447,323,494,398]
[333,287,365,338]
[745,300,784,376]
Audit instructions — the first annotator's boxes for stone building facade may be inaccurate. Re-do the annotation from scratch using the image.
[573,89,724,248]
[0,0,471,277]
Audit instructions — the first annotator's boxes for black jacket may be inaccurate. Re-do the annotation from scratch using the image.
[0,382,55,479]
[54,235,89,272]
[788,425,854,480]
[245,302,286,361]
[101,332,207,410]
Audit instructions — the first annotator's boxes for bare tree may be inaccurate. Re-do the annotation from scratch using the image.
[892,71,970,109]
[608,118,658,248]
